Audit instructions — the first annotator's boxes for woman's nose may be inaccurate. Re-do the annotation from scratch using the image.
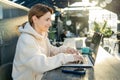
[49,21,52,27]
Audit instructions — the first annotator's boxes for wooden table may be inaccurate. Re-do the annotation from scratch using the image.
[42,38,120,80]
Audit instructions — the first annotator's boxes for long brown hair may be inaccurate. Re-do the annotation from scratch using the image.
[28,3,53,26]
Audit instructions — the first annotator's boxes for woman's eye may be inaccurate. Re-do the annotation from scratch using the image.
[46,19,51,22]
[46,19,48,21]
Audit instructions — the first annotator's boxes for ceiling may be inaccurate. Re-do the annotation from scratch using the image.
[9,0,120,18]
[9,0,81,11]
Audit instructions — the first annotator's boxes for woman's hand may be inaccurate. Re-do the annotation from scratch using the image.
[73,54,84,62]
[65,47,84,62]
[65,47,80,55]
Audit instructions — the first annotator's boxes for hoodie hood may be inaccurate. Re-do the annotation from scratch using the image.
[19,22,48,40]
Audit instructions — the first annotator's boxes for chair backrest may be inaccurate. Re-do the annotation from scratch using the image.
[0,63,13,80]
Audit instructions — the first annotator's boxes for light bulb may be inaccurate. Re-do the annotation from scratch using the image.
[66,20,72,26]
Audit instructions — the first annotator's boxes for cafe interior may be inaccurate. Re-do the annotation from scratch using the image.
[10,0,120,56]
[0,0,120,79]
[6,0,120,60]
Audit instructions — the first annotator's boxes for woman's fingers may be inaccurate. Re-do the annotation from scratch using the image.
[66,47,81,54]
[73,54,84,62]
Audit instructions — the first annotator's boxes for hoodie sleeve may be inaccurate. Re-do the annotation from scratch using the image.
[15,34,75,74]
[50,44,68,56]
[46,38,68,56]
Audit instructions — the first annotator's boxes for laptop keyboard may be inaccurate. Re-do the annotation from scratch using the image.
[83,55,88,64]
[70,55,88,64]
[77,55,88,64]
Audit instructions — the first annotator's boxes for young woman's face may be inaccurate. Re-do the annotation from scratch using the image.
[33,12,52,34]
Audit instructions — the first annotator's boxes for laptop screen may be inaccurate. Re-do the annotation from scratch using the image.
[89,32,102,65]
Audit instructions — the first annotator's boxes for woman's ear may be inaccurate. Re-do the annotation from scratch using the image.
[32,16,37,21]
[32,15,37,22]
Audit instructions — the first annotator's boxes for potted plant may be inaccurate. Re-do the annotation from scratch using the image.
[93,20,113,38]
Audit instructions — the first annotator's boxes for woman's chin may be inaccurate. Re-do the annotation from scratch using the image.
[44,29,49,32]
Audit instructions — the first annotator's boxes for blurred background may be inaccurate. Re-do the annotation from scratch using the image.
[0,0,120,66]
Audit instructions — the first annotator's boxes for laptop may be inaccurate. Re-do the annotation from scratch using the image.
[62,32,102,68]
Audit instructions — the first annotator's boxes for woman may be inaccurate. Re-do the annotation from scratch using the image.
[12,3,83,80]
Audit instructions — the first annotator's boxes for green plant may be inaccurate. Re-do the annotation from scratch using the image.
[93,20,113,37]
[48,26,56,41]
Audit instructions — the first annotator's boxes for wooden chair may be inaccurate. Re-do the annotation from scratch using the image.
[0,63,13,80]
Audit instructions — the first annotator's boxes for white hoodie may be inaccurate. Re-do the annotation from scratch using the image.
[12,22,75,80]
